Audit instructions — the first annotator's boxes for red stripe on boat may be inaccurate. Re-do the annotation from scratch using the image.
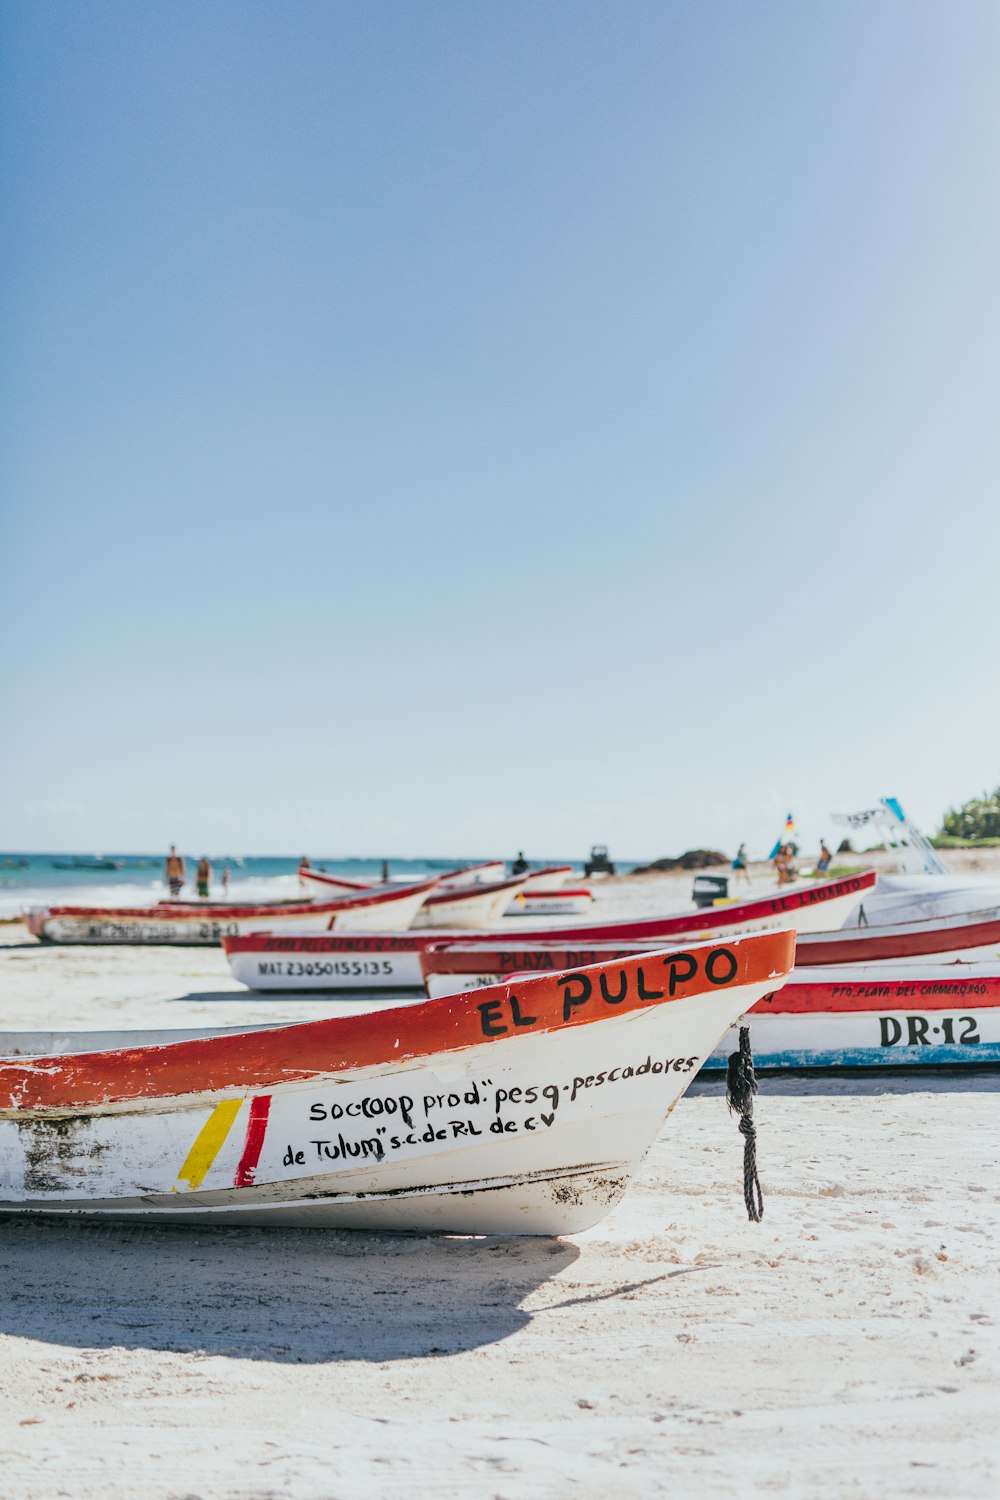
[795,910,1000,966]
[756,974,1000,1014]
[422,874,528,906]
[234,1095,273,1187]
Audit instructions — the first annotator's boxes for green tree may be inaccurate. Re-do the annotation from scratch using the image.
[940,788,1000,840]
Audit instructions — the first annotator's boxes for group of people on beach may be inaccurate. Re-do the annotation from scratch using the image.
[164,846,230,900]
[733,838,833,889]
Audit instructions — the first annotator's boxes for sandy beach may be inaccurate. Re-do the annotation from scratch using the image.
[1,870,998,1498]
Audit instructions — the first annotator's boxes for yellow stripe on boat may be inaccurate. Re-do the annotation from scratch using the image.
[172,1098,244,1192]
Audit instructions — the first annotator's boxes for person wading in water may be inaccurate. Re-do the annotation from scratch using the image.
[165,845,185,898]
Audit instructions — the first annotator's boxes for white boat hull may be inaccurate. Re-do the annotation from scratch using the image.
[840,875,1000,929]
[507,891,593,917]
[706,963,1000,1069]
[228,937,433,990]
[27,883,435,944]
[412,879,529,929]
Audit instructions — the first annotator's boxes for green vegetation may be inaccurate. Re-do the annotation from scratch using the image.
[931,835,1000,849]
[939,788,1000,842]
[825,865,867,878]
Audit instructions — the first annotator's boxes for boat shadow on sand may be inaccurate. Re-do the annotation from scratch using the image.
[0,1219,584,1363]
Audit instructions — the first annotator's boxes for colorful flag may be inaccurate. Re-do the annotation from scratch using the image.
[768,812,796,861]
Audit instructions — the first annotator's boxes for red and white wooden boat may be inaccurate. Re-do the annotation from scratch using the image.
[509,888,594,918]
[411,874,532,929]
[437,861,507,889]
[224,872,873,991]
[298,867,374,898]
[794,903,1000,967]
[704,963,1000,1069]
[522,865,575,892]
[25,880,440,945]
[0,930,794,1234]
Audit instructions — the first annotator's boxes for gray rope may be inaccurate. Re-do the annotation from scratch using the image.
[726,1025,763,1222]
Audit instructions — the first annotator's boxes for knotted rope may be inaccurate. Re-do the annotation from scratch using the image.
[726,1025,763,1222]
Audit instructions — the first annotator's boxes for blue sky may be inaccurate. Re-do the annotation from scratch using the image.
[2,1,998,858]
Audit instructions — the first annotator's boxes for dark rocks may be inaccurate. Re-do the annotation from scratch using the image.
[630,849,729,874]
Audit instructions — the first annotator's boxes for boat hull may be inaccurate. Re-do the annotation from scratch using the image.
[508,890,594,917]
[411,876,530,929]
[26,880,438,945]
[0,935,792,1233]
[705,965,1000,1069]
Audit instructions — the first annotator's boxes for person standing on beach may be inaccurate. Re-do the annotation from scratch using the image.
[165,845,185,898]
[221,864,231,896]
[732,842,750,888]
[196,856,212,899]
[816,840,833,875]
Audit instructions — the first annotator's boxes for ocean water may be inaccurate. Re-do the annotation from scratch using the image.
[0,853,588,918]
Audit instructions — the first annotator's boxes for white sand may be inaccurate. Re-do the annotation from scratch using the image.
[0,872,998,1498]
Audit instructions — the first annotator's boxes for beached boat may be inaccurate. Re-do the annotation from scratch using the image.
[411,874,532,929]
[25,880,439,945]
[224,871,874,991]
[509,889,594,917]
[522,865,575,892]
[0,930,794,1233]
[703,963,1000,1069]
[794,903,1000,966]
[298,867,375,898]
[840,873,1000,930]
[436,861,507,889]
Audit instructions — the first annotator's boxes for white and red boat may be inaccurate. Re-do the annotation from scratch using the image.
[522,865,575,892]
[437,861,507,889]
[25,879,440,945]
[224,872,874,991]
[297,866,374,898]
[704,963,1000,1069]
[794,902,1000,967]
[0,930,793,1234]
[411,873,532,929]
[509,888,594,918]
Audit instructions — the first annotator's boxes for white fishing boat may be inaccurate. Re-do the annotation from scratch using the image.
[25,879,439,945]
[833,797,1000,928]
[508,888,594,917]
[704,962,1000,1069]
[795,902,1000,966]
[521,865,575,892]
[436,861,507,889]
[411,874,532,929]
[224,871,874,991]
[0,930,794,1234]
[297,866,374,898]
